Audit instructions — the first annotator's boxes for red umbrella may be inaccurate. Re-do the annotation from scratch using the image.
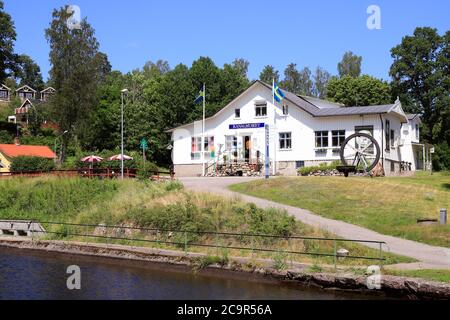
[81,155,104,163]
[108,154,133,161]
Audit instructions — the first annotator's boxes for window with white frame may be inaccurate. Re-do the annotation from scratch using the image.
[0,90,8,99]
[191,136,214,160]
[234,109,240,118]
[279,132,292,150]
[385,120,390,151]
[315,131,329,148]
[355,125,374,154]
[191,137,202,160]
[415,124,419,140]
[282,104,289,116]
[332,130,345,147]
[390,129,395,147]
[225,135,237,151]
[255,102,267,117]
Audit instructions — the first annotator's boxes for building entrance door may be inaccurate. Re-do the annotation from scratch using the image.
[244,136,251,163]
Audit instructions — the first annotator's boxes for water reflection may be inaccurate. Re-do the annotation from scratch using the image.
[0,247,385,300]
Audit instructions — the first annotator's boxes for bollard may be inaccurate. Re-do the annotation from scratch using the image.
[440,208,447,225]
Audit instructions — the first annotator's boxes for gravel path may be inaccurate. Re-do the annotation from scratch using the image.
[179,177,450,269]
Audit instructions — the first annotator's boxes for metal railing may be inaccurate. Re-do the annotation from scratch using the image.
[2,220,388,268]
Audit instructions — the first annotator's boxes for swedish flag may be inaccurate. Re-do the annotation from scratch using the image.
[273,82,285,103]
[194,87,205,104]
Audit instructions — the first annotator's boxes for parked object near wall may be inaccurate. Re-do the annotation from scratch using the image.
[371,161,385,177]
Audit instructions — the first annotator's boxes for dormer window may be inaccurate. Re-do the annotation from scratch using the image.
[255,101,267,117]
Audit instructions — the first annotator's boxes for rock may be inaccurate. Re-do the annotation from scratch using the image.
[337,248,349,257]
[93,223,108,236]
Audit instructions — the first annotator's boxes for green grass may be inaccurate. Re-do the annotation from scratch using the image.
[0,176,412,267]
[384,269,450,283]
[229,172,450,247]
[384,171,450,192]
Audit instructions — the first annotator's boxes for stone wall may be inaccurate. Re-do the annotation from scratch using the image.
[174,164,203,177]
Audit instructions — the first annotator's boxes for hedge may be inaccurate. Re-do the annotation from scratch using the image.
[10,156,55,172]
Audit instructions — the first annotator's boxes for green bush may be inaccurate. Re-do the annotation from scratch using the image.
[125,196,215,235]
[0,177,119,221]
[10,156,55,172]
[136,161,160,180]
[229,203,296,241]
[273,251,288,271]
[298,161,340,176]
[0,130,13,144]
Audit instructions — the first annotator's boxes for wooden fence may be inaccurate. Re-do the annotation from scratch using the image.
[0,168,175,180]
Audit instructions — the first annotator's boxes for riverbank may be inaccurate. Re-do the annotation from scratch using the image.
[1,237,448,299]
[0,177,410,266]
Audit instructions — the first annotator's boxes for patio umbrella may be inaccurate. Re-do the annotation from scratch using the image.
[108,154,134,161]
[81,155,104,163]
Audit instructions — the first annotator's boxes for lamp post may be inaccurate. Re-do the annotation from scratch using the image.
[54,130,68,163]
[121,89,129,180]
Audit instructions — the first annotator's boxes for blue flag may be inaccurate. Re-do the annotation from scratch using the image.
[273,82,285,103]
[194,87,205,104]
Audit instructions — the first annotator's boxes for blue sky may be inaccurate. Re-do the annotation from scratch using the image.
[4,0,449,82]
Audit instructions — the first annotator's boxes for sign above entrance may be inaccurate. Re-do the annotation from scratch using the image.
[229,123,265,130]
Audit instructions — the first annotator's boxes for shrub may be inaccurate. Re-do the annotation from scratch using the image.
[0,177,119,221]
[10,156,55,172]
[136,161,160,180]
[192,255,229,271]
[273,251,288,271]
[298,161,340,176]
[125,196,215,234]
[0,130,13,144]
[230,203,296,241]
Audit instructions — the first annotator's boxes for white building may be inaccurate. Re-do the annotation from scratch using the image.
[169,81,430,177]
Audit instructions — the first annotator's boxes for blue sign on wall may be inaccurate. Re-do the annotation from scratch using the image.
[229,123,265,130]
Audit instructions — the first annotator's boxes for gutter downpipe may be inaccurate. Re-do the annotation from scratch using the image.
[379,114,384,168]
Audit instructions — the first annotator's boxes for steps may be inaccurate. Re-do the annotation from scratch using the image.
[206,162,262,177]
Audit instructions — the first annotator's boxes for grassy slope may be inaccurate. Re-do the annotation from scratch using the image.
[229,172,450,247]
[384,269,450,283]
[0,176,412,266]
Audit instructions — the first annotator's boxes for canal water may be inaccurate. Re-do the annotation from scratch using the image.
[0,247,385,300]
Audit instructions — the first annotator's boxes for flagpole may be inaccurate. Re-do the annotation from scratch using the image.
[272,78,276,176]
[202,83,206,177]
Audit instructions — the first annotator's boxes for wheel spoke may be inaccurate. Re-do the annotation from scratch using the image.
[361,151,374,157]
[340,132,380,173]
[360,143,373,154]
[361,156,369,170]
[347,144,358,152]
[343,152,357,159]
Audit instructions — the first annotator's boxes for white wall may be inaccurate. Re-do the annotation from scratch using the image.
[171,82,408,172]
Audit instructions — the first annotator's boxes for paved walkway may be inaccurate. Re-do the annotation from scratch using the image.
[179,177,450,269]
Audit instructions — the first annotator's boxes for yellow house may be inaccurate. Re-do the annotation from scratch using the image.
[0,144,56,173]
